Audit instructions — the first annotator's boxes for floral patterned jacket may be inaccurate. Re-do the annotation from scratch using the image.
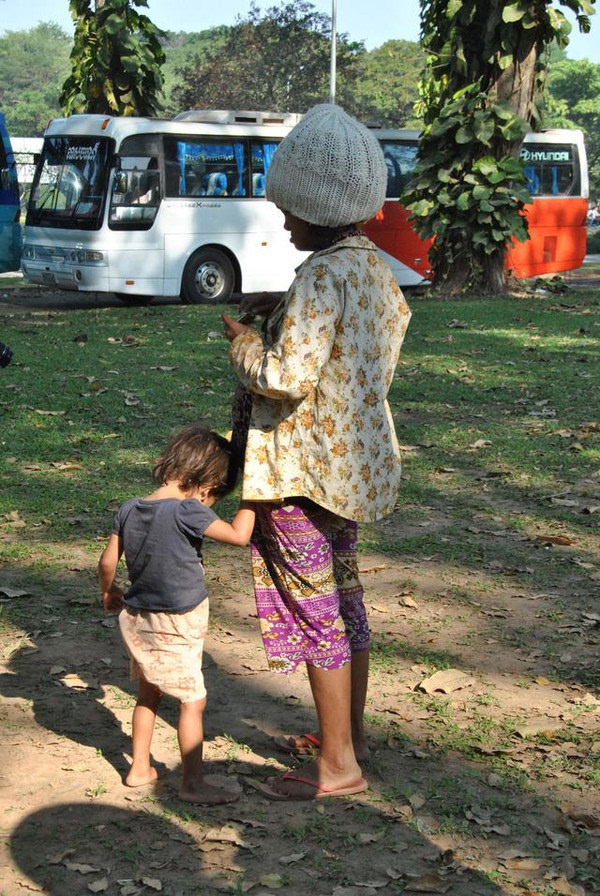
[229,235,412,522]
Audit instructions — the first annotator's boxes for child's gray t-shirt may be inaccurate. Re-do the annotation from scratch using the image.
[112,497,218,612]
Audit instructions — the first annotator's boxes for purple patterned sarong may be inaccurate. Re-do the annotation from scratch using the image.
[250,500,370,674]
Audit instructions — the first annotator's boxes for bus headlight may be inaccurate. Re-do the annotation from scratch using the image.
[21,246,35,260]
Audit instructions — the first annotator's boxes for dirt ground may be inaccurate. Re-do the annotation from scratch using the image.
[1,533,599,896]
[1,280,599,896]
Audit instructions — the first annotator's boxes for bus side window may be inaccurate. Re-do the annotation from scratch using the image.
[252,173,265,196]
[524,164,541,195]
[203,172,228,196]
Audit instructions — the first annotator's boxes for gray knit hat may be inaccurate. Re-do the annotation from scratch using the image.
[265,103,387,227]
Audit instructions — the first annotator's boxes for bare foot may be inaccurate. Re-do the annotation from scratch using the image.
[124,762,167,788]
[179,779,239,805]
[260,759,367,801]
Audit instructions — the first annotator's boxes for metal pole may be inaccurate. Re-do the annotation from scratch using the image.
[330,0,337,104]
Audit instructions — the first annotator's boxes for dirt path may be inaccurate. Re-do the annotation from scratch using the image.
[1,528,599,896]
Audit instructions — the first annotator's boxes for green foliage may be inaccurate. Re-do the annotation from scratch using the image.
[407,0,597,294]
[0,24,72,135]
[160,28,231,116]
[60,0,166,117]
[588,227,600,252]
[403,83,532,290]
[171,0,365,114]
[353,40,426,127]
[543,57,600,199]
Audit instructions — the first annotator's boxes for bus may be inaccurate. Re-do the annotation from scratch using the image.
[21,112,589,303]
[364,127,589,283]
[0,112,22,274]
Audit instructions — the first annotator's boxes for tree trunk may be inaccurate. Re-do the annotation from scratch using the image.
[482,251,507,295]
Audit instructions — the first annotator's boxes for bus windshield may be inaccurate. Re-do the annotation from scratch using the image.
[27,136,113,229]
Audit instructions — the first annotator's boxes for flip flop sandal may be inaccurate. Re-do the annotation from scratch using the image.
[274,733,321,755]
[255,770,368,801]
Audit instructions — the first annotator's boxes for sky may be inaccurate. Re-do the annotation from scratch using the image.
[0,0,598,63]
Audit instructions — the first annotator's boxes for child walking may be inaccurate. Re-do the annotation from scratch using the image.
[98,425,255,805]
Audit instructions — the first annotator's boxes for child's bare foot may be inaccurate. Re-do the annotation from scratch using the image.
[179,779,239,805]
[124,762,167,788]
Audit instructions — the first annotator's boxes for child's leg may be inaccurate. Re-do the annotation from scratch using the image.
[125,677,162,787]
[177,698,238,805]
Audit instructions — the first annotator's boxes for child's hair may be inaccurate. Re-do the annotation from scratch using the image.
[152,425,236,498]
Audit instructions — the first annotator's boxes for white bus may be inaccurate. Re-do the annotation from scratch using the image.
[22,110,309,305]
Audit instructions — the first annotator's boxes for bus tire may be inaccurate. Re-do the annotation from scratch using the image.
[115,293,154,306]
[181,248,234,304]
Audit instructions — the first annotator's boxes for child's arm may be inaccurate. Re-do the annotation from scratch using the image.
[204,501,256,546]
[98,533,125,612]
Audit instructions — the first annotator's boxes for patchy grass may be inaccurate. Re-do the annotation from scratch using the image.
[1,288,600,895]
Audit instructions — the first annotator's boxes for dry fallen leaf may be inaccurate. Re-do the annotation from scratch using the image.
[64,862,101,875]
[404,874,452,893]
[201,825,250,848]
[513,721,564,739]
[87,880,109,893]
[356,830,386,844]
[358,564,388,574]
[535,534,576,546]
[468,439,492,450]
[259,873,285,889]
[418,669,475,695]
[563,808,600,830]
[278,853,305,865]
[59,674,99,690]
[0,585,30,599]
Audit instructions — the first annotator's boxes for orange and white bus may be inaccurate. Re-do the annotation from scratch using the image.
[21,112,588,303]
[365,127,589,283]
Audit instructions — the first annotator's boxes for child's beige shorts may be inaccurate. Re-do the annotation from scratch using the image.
[119,600,209,703]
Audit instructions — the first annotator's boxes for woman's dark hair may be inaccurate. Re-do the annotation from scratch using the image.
[152,425,236,498]
[307,222,363,250]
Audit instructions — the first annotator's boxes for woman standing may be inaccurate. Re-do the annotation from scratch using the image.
[223,104,412,800]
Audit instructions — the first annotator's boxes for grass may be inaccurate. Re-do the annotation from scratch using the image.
[1,287,600,894]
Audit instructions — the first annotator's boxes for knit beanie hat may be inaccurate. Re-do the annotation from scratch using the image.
[265,103,387,227]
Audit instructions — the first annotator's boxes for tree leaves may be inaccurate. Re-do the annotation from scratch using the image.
[60,0,166,116]
[403,0,593,294]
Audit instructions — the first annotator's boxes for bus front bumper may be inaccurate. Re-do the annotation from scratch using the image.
[21,259,109,291]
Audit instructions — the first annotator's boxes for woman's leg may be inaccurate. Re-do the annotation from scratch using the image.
[250,502,366,798]
[177,698,238,805]
[332,518,371,761]
[308,662,362,780]
[126,677,162,787]
[350,647,370,760]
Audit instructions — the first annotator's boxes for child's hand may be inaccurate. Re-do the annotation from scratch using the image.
[102,586,124,612]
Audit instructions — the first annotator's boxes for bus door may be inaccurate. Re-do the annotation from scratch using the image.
[0,112,22,273]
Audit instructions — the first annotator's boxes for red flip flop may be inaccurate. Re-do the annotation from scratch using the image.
[274,733,321,755]
[256,771,368,801]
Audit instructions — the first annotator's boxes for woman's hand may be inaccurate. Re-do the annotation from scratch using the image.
[222,313,250,342]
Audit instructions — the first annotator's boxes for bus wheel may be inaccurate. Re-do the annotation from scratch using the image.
[181,248,234,304]
[115,293,154,306]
